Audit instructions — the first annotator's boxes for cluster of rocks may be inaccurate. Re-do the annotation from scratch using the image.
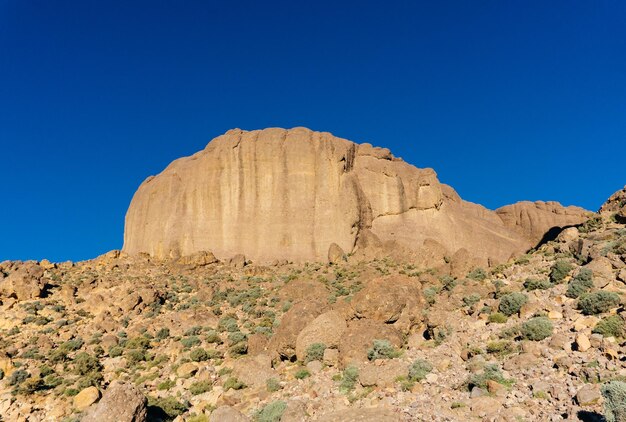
[0,196,625,421]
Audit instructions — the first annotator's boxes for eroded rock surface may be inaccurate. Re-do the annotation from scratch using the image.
[124,127,587,265]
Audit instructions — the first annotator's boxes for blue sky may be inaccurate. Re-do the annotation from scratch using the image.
[1,1,624,262]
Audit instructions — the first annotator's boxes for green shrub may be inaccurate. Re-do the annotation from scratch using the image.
[180,336,201,349]
[467,268,487,281]
[466,364,511,391]
[189,380,212,395]
[155,328,170,340]
[523,278,552,291]
[566,278,593,299]
[423,287,438,305]
[73,352,101,376]
[125,336,150,350]
[408,359,432,381]
[486,340,516,355]
[520,317,553,341]
[218,317,239,332]
[157,379,175,390]
[339,365,359,393]
[579,216,603,233]
[189,348,209,362]
[223,377,246,391]
[108,346,123,358]
[578,291,621,315]
[205,330,222,344]
[148,396,189,418]
[367,339,401,360]
[256,400,287,422]
[228,341,248,356]
[462,294,481,308]
[126,349,147,364]
[488,312,508,324]
[266,377,282,392]
[601,381,626,422]
[593,315,625,338]
[305,343,326,363]
[294,369,310,379]
[549,260,573,284]
[498,293,528,316]
[8,369,29,386]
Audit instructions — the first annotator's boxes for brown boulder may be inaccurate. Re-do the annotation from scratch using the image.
[599,185,626,216]
[351,275,423,333]
[338,319,404,366]
[231,354,275,389]
[0,262,46,300]
[327,243,346,264]
[268,300,326,360]
[82,382,147,422]
[295,310,347,361]
[176,250,218,268]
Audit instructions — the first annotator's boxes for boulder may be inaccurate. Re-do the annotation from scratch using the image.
[295,310,347,361]
[210,405,251,422]
[328,243,346,264]
[73,386,100,411]
[268,300,326,360]
[231,354,275,389]
[338,319,404,366]
[351,275,423,333]
[0,263,46,300]
[599,185,626,217]
[81,382,147,422]
[176,251,218,267]
[584,257,615,289]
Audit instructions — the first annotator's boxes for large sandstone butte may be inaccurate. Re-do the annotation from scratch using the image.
[123,127,590,264]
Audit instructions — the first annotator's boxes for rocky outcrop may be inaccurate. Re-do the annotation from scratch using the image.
[600,185,626,222]
[0,262,47,301]
[123,127,588,265]
[81,382,147,422]
[496,201,591,247]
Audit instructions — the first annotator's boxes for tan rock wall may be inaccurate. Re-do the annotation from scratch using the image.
[123,127,588,264]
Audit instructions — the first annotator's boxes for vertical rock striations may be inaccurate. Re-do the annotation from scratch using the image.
[123,127,589,265]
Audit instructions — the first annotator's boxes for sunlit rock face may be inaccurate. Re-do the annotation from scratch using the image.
[123,127,586,264]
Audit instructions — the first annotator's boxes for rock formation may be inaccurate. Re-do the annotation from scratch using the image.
[496,201,591,247]
[599,185,626,223]
[123,127,589,265]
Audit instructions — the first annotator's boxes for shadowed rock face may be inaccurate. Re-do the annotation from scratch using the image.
[122,127,587,264]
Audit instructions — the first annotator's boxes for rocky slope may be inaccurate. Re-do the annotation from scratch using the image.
[123,128,590,265]
[1,189,625,422]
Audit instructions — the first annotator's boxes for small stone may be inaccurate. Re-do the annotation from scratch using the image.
[176,362,198,378]
[306,360,323,374]
[327,243,346,264]
[575,384,602,406]
[73,386,101,411]
[470,387,485,398]
[548,310,563,320]
[322,348,339,367]
[575,333,591,352]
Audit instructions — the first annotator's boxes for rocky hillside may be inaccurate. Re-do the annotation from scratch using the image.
[1,189,625,421]
[123,127,590,266]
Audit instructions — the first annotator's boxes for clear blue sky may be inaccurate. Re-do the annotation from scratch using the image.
[1,1,624,262]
